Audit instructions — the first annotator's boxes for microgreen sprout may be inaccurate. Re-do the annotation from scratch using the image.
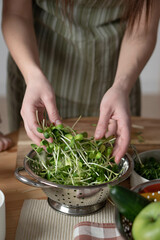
[28,116,122,186]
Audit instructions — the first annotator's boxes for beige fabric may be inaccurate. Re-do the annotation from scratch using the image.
[15,199,116,240]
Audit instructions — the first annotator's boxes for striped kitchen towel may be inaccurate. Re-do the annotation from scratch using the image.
[73,222,123,240]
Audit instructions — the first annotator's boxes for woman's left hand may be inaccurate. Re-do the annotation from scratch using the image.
[94,85,131,164]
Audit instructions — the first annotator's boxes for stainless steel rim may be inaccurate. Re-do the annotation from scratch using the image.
[131,179,160,192]
[24,150,134,189]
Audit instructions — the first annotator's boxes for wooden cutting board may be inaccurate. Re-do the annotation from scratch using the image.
[16,117,160,168]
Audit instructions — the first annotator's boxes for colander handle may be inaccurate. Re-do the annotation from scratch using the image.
[15,167,49,188]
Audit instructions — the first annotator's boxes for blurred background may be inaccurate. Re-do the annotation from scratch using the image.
[0,2,160,134]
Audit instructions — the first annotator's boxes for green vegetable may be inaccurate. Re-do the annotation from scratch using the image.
[37,127,43,133]
[82,132,88,138]
[135,157,160,180]
[31,144,43,153]
[65,134,73,140]
[43,131,50,139]
[106,147,113,157]
[41,139,48,147]
[56,124,64,130]
[96,152,102,159]
[28,121,120,186]
[109,185,150,222]
[132,202,160,240]
[74,134,84,141]
[130,145,160,180]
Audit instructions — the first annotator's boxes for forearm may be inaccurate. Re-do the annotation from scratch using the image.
[2,1,42,83]
[113,29,157,94]
[113,1,160,95]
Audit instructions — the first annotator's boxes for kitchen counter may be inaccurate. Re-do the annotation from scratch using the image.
[0,117,160,240]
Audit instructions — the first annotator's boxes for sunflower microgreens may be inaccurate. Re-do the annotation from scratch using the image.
[27,116,122,186]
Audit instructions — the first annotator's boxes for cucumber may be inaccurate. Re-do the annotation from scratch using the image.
[109,185,151,222]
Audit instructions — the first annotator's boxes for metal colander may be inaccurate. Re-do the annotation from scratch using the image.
[15,150,133,216]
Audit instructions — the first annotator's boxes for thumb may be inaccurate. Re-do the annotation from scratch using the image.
[94,110,110,139]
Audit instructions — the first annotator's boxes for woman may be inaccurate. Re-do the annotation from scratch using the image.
[2,0,160,163]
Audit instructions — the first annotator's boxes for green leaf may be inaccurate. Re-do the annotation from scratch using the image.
[37,127,43,133]
[41,139,49,146]
[106,147,113,157]
[44,132,50,139]
[96,152,102,159]
[31,144,38,149]
[36,147,43,153]
[74,134,84,141]
[56,124,64,130]
[65,134,73,140]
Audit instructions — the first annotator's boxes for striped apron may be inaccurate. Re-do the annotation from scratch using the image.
[7,0,141,131]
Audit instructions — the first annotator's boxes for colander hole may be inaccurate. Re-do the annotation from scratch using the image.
[79,193,82,195]
[63,199,65,200]
[67,193,70,195]
[68,197,70,199]
[74,190,77,192]
[73,196,76,198]
[81,202,84,204]
[62,194,64,196]
[69,202,72,204]
[58,199,60,201]
[76,204,79,206]
[55,195,57,197]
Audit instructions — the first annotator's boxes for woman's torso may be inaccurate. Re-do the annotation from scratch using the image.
[33,0,126,117]
[7,0,141,131]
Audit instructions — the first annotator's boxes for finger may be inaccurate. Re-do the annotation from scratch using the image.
[22,106,45,140]
[105,119,117,138]
[25,108,54,143]
[34,110,53,143]
[45,96,61,124]
[112,118,131,164]
[95,109,111,139]
[24,122,42,146]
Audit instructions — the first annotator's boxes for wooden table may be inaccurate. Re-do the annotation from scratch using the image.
[0,117,160,240]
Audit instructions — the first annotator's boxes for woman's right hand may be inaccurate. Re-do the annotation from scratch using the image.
[21,72,61,145]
